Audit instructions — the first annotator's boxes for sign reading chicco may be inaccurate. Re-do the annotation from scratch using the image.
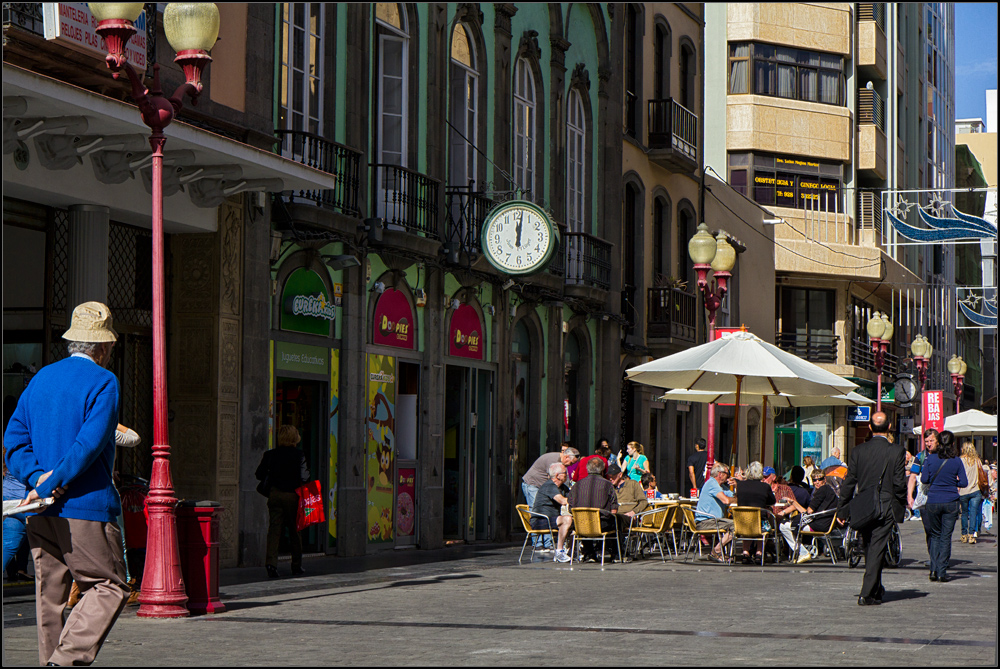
[448,304,484,360]
[372,288,415,349]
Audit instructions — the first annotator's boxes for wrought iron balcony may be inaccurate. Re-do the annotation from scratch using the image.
[565,232,612,291]
[647,98,697,170]
[850,336,898,377]
[775,331,840,364]
[275,130,362,216]
[445,186,495,255]
[648,287,696,342]
[371,163,441,238]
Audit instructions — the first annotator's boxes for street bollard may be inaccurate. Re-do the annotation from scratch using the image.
[176,500,226,615]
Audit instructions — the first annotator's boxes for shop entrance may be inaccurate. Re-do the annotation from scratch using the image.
[443,365,493,541]
[275,378,326,554]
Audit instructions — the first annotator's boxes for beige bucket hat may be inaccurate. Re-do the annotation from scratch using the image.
[62,301,118,343]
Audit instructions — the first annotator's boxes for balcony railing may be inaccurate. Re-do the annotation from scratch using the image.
[850,337,899,377]
[857,3,886,34]
[775,331,840,364]
[445,186,494,254]
[565,232,612,291]
[647,98,697,163]
[648,287,696,342]
[858,89,885,133]
[547,225,566,278]
[371,163,441,238]
[275,130,362,216]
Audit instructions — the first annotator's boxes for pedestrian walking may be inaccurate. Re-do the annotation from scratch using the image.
[837,411,907,606]
[256,424,311,578]
[919,430,966,582]
[958,441,985,544]
[3,301,130,666]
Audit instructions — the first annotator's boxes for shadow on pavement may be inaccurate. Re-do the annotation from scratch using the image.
[882,588,929,603]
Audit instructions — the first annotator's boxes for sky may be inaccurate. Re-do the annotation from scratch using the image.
[954,3,998,123]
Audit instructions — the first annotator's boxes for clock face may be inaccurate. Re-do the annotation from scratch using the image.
[480,202,556,275]
[893,376,918,403]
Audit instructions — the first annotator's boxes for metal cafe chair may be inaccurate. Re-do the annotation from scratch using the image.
[569,507,620,567]
[625,505,673,562]
[731,506,781,565]
[793,508,842,564]
[515,504,557,563]
[679,504,727,562]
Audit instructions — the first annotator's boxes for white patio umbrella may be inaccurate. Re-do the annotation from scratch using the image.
[909,410,997,437]
[658,389,874,461]
[626,330,858,465]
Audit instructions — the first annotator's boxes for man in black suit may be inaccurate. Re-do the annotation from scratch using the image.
[836,411,906,605]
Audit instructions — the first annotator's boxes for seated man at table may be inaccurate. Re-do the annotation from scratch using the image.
[530,462,573,561]
[568,457,621,561]
[641,472,662,500]
[610,464,649,518]
[695,462,737,562]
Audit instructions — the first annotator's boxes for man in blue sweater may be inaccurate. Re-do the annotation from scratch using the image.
[4,301,130,666]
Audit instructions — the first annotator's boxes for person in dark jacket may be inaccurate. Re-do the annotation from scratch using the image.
[837,411,907,606]
[256,425,310,578]
[919,430,967,583]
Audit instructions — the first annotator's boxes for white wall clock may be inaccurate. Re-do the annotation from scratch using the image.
[480,201,559,275]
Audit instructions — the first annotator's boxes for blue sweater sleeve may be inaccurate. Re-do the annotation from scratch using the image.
[33,379,119,500]
[3,398,45,490]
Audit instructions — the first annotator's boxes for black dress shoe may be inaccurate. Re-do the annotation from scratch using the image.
[929,571,938,582]
[874,585,885,602]
[266,565,280,579]
[858,596,882,606]
[937,574,950,583]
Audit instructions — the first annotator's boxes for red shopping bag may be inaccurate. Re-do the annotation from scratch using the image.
[295,480,325,532]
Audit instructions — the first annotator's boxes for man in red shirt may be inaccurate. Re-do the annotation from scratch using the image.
[573,444,611,482]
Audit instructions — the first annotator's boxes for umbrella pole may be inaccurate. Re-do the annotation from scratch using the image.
[761,395,768,463]
[731,375,743,470]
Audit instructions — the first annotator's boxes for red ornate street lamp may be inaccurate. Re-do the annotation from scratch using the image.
[866,311,893,413]
[688,222,736,475]
[89,2,220,619]
[948,354,967,413]
[911,334,932,444]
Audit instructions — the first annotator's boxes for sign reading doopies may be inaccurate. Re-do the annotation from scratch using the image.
[373,288,414,349]
[448,304,484,360]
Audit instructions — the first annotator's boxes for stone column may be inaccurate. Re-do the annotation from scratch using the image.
[67,204,110,308]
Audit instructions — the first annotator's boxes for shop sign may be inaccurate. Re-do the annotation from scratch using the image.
[372,288,414,349]
[281,268,334,336]
[844,377,894,403]
[847,406,871,422]
[396,468,416,538]
[367,355,396,544]
[275,341,329,376]
[923,391,944,432]
[448,304,484,360]
[43,3,148,74]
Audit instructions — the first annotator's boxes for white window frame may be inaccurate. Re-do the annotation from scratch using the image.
[449,23,478,189]
[513,58,536,196]
[376,18,409,168]
[279,3,325,160]
[566,89,586,232]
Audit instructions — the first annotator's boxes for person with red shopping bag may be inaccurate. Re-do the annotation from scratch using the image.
[255,425,311,579]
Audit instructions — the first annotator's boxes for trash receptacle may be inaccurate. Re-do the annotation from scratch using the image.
[176,500,226,615]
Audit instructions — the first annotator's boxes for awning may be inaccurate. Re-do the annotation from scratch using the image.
[3,64,335,233]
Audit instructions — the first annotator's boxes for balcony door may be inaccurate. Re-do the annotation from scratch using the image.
[374,4,409,222]
[278,3,325,161]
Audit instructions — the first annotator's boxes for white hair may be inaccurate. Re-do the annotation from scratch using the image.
[710,462,729,477]
[745,461,764,480]
[548,463,567,478]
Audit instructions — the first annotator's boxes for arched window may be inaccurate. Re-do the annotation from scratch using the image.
[653,20,671,99]
[449,23,478,189]
[375,3,408,168]
[653,195,671,281]
[278,4,325,161]
[566,89,586,232]
[680,40,696,111]
[513,58,536,196]
[677,202,696,290]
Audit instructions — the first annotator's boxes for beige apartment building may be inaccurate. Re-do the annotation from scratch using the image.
[705,3,959,471]
[620,3,775,490]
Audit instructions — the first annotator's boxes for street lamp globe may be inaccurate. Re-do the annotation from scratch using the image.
[880,313,894,342]
[88,3,143,22]
[710,233,737,273]
[866,312,886,340]
[688,222,717,265]
[164,3,221,53]
[910,335,927,359]
[947,355,962,375]
[925,340,933,359]
[960,358,968,376]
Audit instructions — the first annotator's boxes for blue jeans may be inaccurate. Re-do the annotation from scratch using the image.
[520,482,551,548]
[3,513,28,575]
[922,501,960,578]
[959,491,984,536]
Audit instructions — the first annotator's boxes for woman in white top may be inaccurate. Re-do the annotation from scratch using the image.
[958,441,985,544]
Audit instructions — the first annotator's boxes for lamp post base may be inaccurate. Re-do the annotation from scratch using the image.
[136,483,189,618]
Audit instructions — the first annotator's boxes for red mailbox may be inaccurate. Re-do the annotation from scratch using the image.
[176,501,226,615]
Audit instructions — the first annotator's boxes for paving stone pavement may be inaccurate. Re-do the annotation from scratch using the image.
[2,519,996,666]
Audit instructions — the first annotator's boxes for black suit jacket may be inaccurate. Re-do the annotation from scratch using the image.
[836,436,907,524]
